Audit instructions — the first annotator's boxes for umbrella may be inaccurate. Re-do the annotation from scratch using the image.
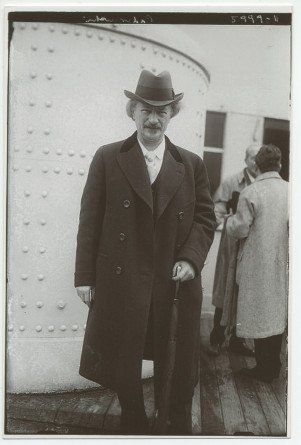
[152,279,180,435]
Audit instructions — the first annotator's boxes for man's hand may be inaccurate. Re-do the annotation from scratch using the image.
[172,261,195,282]
[76,286,95,308]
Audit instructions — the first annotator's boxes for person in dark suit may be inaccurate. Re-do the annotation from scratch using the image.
[74,70,216,435]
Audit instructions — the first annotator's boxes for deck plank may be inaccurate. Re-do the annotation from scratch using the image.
[245,356,287,436]
[229,352,271,435]
[200,316,225,435]
[215,350,248,435]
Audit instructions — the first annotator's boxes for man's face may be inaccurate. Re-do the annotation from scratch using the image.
[245,147,259,177]
[132,102,172,148]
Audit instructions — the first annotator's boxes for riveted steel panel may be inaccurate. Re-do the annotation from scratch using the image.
[7,22,209,392]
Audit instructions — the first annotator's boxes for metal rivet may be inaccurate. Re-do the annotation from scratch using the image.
[60,325,67,331]
[123,199,130,208]
[116,266,122,275]
[32,23,39,30]
[25,166,32,172]
[26,146,33,153]
[56,148,62,155]
[68,149,75,157]
[19,23,26,30]
[141,44,146,51]
[41,191,48,198]
[54,167,61,174]
[19,325,25,331]
[169,55,174,60]
[24,190,31,197]
[196,132,199,137]
[20,301,27,308]
[162,51,166,57]
[187,64,191,69]
[78,169,85,176]
[36,301,44,308]
[87,31,93,38]
[57,300,66,309]
[48,45,54,53]
[49,25,55,32]
[182,61,186,66]
[39,247,46,254]
[46,73,53,80]
[140,64,145,69]
[8,325,14,332]
[21,274,28,280]
[79,151,86,158]
[67,168,73,175]
[37,274,45,281]
[98,34,104,40]
[48,325,55,332]
[151,68,157,73]
[40,219,46,225]
[131,41,136,48]
[44,128,50,135]
[12,165,19,171]
[31,44,38,51]
[45,100,52,108]
[72,324,79,331]
[29,99,35,106]
[109,36,115,43]
[14,147,20,152]
[30,71,37,79]
[27,126,34,134]
[153,47,158,54]
[62,27,68,34]
[42,166,48,173]
[75,29,81,36]
[36,325,42,332]
[176,58,179,63]
[43,147,50,154]
[23,246,29,253]
[23,218,30,225]
[121,38,126,45]
[119,232,126,241]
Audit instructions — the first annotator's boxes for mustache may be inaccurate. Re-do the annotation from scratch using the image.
[144,124,161,129]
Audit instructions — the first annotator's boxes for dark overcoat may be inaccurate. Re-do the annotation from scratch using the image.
[74,132,216,401]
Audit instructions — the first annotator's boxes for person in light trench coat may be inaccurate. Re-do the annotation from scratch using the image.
[226,144,289,383]
[74,70,216,434]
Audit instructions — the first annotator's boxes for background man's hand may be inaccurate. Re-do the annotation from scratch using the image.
[172,261,195,282]
[76,286,95,307]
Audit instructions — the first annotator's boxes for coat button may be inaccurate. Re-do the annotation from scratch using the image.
[119,233,126,241]
[178,211,184,221]
[116,266,122,275]
[123,199,131,208]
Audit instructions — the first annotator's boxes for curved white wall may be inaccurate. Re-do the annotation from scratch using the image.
[7,22,210,393]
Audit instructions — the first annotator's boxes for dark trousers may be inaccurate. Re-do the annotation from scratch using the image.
[117,303,193,435]
[254,334,283,379]
[210,307,244,346]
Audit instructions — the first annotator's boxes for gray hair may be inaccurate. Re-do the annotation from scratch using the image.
[126,99,182,119]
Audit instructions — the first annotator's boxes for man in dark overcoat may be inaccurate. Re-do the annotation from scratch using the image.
[74,70,216,435]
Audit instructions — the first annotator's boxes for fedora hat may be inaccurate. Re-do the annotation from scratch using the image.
[124,70,184,106]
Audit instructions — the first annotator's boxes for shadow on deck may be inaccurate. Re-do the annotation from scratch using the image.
[5,314,288,437]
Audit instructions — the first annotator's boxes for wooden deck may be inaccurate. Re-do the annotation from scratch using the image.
[6,313,288,436]
[199,315,288,436]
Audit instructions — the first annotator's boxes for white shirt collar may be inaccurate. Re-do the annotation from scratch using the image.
[137,137,165,160]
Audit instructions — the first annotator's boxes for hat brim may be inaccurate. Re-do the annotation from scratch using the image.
[124,90,184,107]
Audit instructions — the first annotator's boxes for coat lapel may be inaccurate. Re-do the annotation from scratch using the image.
[117,135,153,211]
[155,139,185,223]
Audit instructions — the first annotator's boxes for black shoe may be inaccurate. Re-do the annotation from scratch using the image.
[229,339,255,357]
[239,366,273,383]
